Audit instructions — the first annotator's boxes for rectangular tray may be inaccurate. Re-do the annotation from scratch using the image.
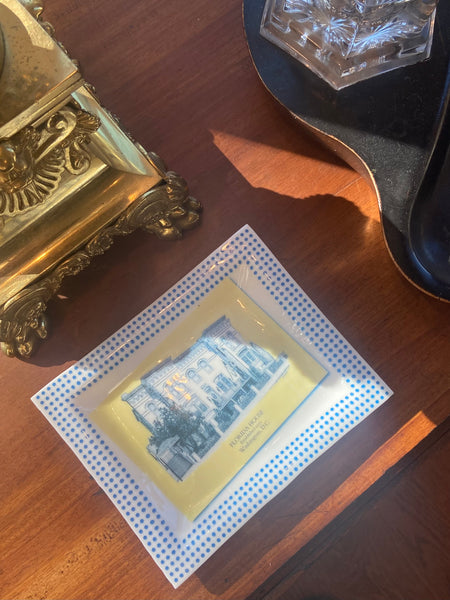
[32,225,392,588]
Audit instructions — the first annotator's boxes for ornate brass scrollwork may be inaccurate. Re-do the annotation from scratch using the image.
[0,154,200,358]
[19,0,54,35]
[0,106,100,215]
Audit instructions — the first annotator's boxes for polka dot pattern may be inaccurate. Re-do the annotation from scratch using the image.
[32,225,392,588]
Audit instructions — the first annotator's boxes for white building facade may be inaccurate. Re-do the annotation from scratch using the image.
[122,316,288,481]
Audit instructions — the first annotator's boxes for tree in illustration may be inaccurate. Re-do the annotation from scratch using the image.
[150,406,202,450]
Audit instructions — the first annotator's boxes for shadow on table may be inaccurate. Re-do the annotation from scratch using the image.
[192,405,380,598]
[24,190,372,369]
[20,145,372,370]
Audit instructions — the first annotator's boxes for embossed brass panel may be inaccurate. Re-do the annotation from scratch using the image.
[0,0,81,137]
[0,0,201,357]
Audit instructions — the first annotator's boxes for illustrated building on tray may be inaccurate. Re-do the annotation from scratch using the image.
[122,316,288,481]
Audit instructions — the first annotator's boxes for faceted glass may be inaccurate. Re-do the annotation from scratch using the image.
[260,0,438,89]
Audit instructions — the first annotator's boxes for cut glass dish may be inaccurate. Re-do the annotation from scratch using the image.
[260,0,437,89]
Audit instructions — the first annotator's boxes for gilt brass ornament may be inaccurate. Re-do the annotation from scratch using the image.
[0,105,100,215]
[0,0,201,357]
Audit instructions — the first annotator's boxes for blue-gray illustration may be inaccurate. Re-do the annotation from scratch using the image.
[122,316,289,481]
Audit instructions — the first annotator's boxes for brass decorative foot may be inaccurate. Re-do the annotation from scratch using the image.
[0,157,201,358]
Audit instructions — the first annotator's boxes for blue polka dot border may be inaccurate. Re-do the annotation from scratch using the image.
[32,225,392,588]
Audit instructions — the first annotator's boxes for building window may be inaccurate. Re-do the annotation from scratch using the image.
[198,358,213,373]
[215,373,233,393]
[238,347,256,365]
[202,384,219,401]
[187,368,201,383]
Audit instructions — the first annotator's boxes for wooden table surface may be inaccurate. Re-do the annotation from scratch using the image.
[1,1,449,599]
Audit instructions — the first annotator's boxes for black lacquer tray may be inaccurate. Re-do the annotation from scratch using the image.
[243,0,450,301]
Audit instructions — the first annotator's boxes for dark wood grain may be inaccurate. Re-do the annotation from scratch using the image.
[0,1,449,599]
[256,419,450,600]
